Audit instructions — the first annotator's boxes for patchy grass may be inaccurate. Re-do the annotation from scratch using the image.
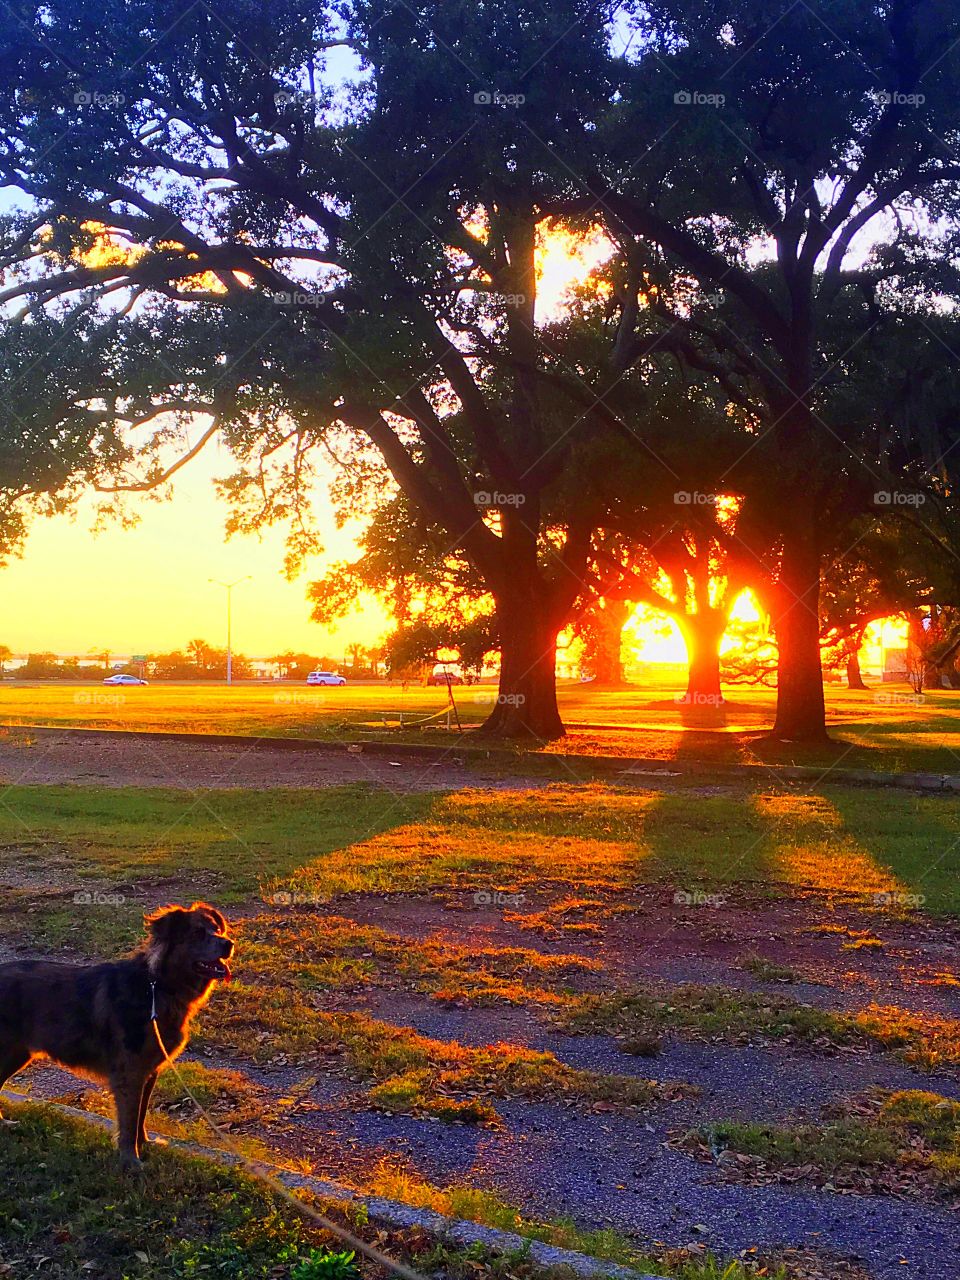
[0,886,145,955]
[739,955,803,984]
[197,983,688,1122]
[239,911,600,1007]
[42,1060,312,1166]
[560,985,960,1073]
[853,1005,960,1072]
[367,1077,500,1125]
[48,1060,267,1123]
[682,1090,960,1202]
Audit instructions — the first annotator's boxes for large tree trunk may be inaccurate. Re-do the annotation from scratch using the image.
[480,596,563,739]
[678,611,725,705]
[771,528,828,741]
[591,598,630,684]
[845,648,867,690]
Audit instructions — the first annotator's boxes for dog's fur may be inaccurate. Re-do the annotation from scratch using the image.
[0,902,234,1168]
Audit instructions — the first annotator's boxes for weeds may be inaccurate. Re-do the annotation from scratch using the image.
[682,1089,960,1202]
[560,985,960,1072]
[239,912,600,1008]
[197,983,688,1122]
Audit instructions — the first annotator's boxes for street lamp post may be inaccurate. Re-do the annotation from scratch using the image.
[210,577,252,685]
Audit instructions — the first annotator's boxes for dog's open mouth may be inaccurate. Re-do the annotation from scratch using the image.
[195,958,232,981]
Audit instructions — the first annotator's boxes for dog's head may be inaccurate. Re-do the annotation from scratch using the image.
[144,902,234,990]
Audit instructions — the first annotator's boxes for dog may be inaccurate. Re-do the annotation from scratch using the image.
[0,902,234,1168]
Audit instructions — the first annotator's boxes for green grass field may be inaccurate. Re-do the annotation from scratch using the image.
[2,678,960,774]
[1,777,957,923]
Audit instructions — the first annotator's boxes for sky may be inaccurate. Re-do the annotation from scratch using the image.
[0,447,387,660]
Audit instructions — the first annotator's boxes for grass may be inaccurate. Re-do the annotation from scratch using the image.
[0,782,435,899]
[5,677,960,776]
[0,1099,806,1280]
[3,716,954,1272]
[684,1089,960,1202]
[196,985,685,1120]
[0,1101,349,1280]
[740,955,803,984]
[238,911,600,1006]
[560,984,960,1073]
[0,776,958,916]
[234,917,960,1074]
[217,911,960,1091]
[48,1059,278,1128]
[269,783,960,915]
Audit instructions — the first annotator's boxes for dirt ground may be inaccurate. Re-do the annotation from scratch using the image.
[0,728,556,792]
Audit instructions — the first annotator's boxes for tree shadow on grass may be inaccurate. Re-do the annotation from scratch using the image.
[633,765,958,917]
[820,785,960,918]
[0,782,442,900]
[639,773,778,891]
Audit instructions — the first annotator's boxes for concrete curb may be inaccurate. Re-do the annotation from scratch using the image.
[1,1090,660,1280]
[5,721,960,794]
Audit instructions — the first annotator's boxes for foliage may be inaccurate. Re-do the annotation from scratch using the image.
[290,1250,360,1280]
[149,642,252,681]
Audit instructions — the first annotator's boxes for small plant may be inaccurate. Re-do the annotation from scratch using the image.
[619,1034,662,1057]
[741,955,800,984]
[681,1088,960,1202]
[291,1249,360,1280]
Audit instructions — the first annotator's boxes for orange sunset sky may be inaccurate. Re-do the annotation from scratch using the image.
[0,448,387,659]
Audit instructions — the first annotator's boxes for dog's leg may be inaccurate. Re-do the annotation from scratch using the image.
[136,1070,159,1154]
[0,1047,31,1118]
[111,1073,145,1170]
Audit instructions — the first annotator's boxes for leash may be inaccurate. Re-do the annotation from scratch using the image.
[148,984,429,1280]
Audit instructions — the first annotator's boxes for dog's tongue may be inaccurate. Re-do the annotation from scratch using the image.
[219,959,233,983]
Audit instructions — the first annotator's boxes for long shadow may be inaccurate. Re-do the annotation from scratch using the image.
[640,771,778,890]
[0,781,443,898]
[821,784,960,918]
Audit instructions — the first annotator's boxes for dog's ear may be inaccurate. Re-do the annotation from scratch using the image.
[145,904,191,943]
[190,901,227,932]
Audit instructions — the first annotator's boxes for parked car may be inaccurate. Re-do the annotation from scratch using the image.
[306,670,346,686]
[103,673,148,686]
[428,666,464,686]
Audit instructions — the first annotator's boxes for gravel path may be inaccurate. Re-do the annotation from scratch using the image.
[309,1101,956,1280]
[0,729,748,795]
[13,1035,955,1280]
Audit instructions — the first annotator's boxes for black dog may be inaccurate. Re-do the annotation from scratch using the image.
[0,902,233,1168]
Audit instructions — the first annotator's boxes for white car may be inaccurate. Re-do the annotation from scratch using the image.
[306,670,346,686]
[103,673,148,686]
